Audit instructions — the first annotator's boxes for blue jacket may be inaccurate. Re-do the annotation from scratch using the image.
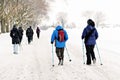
[51,25,68,48]
[81,25,98,45]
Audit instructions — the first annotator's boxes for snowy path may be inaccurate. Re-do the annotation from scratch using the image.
[0,28,120,80]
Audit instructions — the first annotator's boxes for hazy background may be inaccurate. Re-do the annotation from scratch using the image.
[48,0,120,27]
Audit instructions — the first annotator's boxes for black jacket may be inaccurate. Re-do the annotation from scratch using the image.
[10,27,20,44]
[26,27,34,37]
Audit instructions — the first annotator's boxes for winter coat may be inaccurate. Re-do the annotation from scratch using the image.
[36,27,40,34]
[51,25,68,48]
[26,27,34,37]
[18,27,23,38]
[10,27,20,44]
[81,25,98,45]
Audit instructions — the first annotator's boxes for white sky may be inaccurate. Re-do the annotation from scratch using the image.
[48,0,120,26]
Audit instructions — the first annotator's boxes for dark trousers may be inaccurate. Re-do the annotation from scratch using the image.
[85,45,96,64]
[56,48,64,61]
[28,37,33,44]
[37,33,40,38]
[19,36,23,44]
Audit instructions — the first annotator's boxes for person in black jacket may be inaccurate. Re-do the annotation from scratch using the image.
[36,27,40,39]
[10,24,20,54]
[26,26,34,44]
[18,26,23,45]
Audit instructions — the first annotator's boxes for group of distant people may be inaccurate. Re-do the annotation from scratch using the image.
[10,19,98,66]
[10,25,40,54]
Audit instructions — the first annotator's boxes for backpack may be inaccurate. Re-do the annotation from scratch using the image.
[58,29,65,42]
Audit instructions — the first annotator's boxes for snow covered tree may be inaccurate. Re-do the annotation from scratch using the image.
[94,12,106,27]
[82,11,106,28]
[56,12,68,27]
[0,0,51,33]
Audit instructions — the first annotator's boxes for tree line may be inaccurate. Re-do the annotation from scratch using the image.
[0,0,51,33]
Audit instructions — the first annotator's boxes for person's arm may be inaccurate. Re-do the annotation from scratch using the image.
[81,28,86,39]
[51,30,56,44]
[95,29,98,39]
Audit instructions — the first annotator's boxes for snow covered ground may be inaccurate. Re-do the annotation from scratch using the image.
[0,27,120,80]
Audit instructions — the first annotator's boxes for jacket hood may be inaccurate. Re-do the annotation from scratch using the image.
[56,25,63,30]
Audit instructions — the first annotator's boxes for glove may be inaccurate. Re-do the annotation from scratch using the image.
[51,42,53,44]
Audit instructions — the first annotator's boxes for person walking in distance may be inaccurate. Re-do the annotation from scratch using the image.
[10,24,20,54]
[18,26,23,45]
[26,26,34,44]
[36,27,40,39]
[51,25,68,65]
[81,19,98,65]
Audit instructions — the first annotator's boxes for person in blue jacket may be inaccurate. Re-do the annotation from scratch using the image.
[51,25,68,65]
[81,19,98,65]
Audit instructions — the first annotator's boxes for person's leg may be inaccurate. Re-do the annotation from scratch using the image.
[37,33,39,38]
[90,45,96,64]
[15,44,19,53]
[60,48,64,65]
[38,33,39,38]
[13,44,16,54]
[85,45,91,65]
[14,44,18,54]
[56,48,61,65]
[28,37,31,44]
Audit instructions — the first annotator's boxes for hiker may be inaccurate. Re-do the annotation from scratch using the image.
[26,26,34,44]
[10,24,20,54]
[81,19,98,65]
[36,27,40,39]
[51,25,68,65]
[18,26,23,45]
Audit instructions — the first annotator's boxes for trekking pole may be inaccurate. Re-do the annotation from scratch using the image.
[82,40,85,64]
[65,47,72,62]
[96,43,103,65]
[52,44,54,67]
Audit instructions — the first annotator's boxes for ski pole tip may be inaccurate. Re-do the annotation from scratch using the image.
[52,65,55,67]
[101,63,103,65]
[69,59,72,62]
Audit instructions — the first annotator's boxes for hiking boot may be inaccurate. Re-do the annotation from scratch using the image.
[13,52,18,54]
[58,63,60,65]
[58,59,61,65]
[61,60,63,65]
[93,59,96,64]
[86,63,91,65]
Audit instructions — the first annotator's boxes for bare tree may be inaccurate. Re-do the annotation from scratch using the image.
[56,12,68,27]
[82,11,106,28]
[94,12,106,27]
[0,0,51,33]
[82,11,93,19]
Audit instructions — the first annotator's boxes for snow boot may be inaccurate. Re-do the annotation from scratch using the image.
[93,59,96,64]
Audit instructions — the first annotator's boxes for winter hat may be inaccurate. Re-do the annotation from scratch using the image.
[13,24,16,28]
[87,19,95,27]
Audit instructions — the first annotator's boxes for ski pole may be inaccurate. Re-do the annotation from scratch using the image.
[96,43,103,65]
[65,47,72,62]
[52,44,54,67]
[82,40,85,64]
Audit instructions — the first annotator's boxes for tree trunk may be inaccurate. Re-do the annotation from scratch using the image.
[6,24,9,32]
[1,19,6,33]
